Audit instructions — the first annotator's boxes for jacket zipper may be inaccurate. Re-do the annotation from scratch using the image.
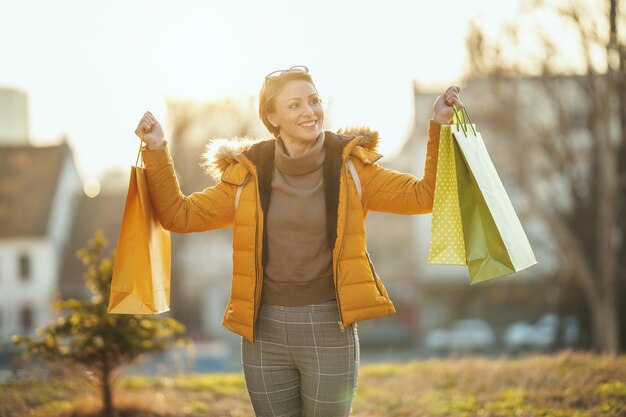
[334,159,350,333]
[240,158,260,343]
[366,252,383,296]
[335,243,345,332]
[247,150,352,336]
[253,200,260,342]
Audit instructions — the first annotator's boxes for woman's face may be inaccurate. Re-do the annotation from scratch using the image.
[268,79,324,145]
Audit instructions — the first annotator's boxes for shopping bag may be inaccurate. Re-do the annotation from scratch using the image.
[428,105,537,283]
[108,144,171,314]
[427,120,467,266]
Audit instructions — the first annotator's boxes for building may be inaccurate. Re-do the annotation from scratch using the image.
[0,87,82,349]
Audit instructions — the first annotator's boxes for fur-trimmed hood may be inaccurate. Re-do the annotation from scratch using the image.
[201,127,381,181]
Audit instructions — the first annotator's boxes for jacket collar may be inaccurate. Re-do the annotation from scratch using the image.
[201,127,382,181]
[199,127,383,261]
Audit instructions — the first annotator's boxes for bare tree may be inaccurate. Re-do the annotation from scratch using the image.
[465,0,624,353]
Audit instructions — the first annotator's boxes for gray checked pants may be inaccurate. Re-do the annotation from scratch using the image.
[241,299,360,417]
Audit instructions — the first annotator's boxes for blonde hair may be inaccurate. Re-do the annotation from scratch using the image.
[258,71,317,138]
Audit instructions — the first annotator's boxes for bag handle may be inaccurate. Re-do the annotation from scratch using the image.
[135,141,145,168]
[234,174,251,210]
[347,157,362,200]
[452,103,477,137]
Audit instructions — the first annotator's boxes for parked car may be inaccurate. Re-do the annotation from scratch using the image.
[503,320,535,351]
[562,316,580,346]
[422,328,451,352]
[532,313,560,349]
[423,318,495,354]
[449,319,496,352]
[504,313,579,352]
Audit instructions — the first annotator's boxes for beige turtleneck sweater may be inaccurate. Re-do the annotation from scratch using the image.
[261,131,336,306]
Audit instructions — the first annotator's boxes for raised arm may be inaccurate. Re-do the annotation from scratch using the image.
[360,120,440,214]
[359,86,462,215]
[134,111,236,233]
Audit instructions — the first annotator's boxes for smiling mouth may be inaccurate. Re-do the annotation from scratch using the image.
[299,120,317,127]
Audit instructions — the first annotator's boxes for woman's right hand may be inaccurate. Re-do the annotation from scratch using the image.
[135,111,165,149]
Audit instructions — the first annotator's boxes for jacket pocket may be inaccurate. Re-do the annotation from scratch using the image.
[365,252,383,296]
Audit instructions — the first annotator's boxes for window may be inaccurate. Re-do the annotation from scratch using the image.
[21,305,33,330]
[19,253,30,281]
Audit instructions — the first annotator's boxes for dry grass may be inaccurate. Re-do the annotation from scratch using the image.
[1,350,625,417]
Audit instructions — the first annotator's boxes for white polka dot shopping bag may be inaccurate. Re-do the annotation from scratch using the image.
[428,123,466,265]
[428,105,537,284]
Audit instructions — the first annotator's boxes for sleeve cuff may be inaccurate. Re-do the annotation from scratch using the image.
[141,140,170,167]
[427,120,441,141]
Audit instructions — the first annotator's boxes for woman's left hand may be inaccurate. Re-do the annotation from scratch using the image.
[432,86,462,124]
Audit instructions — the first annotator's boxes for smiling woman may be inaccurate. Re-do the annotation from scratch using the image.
[258,65,325,156]
[134,64,461,416]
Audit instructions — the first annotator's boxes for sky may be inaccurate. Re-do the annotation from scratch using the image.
[0,0,522,187]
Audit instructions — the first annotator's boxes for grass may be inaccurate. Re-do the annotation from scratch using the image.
[1,350,625,417]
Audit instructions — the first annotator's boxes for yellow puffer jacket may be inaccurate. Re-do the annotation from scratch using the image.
[141,122,440,342]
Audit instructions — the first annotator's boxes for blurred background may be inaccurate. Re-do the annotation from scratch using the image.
[1,0,624,379]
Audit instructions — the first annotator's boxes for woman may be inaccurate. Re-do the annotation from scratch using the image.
[135,65,461,417]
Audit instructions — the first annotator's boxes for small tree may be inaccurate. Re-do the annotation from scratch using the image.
[13,230,191,417]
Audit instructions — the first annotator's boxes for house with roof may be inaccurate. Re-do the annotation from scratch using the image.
[0,87,82,350]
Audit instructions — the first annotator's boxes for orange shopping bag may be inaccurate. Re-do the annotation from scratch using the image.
[108,144,171,314]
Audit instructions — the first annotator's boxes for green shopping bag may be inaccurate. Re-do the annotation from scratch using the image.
[428,105,537,283]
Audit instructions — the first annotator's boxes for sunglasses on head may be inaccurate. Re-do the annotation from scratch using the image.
[265,65,309,81]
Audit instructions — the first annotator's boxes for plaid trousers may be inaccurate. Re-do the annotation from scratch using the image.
[241,299,360,417]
